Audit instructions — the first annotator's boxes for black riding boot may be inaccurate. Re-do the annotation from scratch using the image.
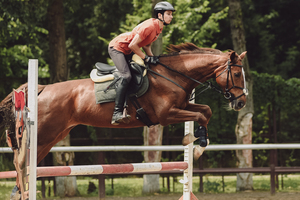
[111,78,131,125]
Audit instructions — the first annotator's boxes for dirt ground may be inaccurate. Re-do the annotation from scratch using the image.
[43,191,300,200]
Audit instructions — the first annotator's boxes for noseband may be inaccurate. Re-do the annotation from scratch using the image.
[215,60,248,101]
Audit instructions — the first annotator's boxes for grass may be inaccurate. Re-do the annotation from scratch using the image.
[1,174,300,199]
[0,181,15,200]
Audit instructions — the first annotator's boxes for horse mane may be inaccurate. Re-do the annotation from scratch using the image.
[161,42,224,57]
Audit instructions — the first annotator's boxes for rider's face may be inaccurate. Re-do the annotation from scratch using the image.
[163,10,173,24]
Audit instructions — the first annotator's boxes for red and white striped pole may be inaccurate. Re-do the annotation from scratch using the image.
[0,162,187,178]
[0,171,17,179]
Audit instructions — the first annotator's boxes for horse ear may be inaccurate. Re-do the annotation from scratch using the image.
[239,51,247,60]
[229,51,237,62]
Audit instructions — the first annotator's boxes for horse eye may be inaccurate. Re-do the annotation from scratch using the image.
[234,72,241,77]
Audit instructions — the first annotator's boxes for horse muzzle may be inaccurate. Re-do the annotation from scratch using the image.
[225,92,246,111]
[233,100,245,110]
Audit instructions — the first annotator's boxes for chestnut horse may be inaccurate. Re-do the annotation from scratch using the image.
[0,43,247,198]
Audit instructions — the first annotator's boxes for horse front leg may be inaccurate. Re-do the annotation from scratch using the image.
[184,103,212,159]
[185,103,212,126]
[160,103,211,125]
[184,103,211,144]
[159,103,212,159]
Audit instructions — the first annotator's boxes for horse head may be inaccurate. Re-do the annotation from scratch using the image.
[214,51,248,111]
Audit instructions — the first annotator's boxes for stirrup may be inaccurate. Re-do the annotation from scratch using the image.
[111,112,131,125]
[111,112,122,125]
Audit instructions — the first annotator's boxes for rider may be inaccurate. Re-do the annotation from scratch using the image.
[108,1,175,125]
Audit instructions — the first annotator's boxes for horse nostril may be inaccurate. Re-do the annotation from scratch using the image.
[237,101,244,108]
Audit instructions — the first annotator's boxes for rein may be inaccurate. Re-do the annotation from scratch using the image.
[145,58,248,102]
[155,61,215,100]
[145,66,189,94]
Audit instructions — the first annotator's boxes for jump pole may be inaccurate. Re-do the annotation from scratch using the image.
[0,162,188,178]
[28,59,38,200]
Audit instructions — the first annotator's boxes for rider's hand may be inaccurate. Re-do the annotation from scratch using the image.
[144,55,159,65]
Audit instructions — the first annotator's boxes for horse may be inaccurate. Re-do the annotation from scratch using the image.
[0,42,247,199]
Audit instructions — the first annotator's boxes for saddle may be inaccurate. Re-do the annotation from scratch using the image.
[90,54,149,102]
[90,55,155,127]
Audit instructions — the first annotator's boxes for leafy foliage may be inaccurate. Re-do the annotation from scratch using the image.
[251,72,300,166]
[0,0,49,97]
[241,0,300,79]
[164,0,228,49]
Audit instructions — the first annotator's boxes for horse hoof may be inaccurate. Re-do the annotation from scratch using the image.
[193,139,209,160]
[182,133,197,146]
[193,146,203,160]
[10,185,21,200]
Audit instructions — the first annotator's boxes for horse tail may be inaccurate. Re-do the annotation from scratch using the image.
[0,83,46,134]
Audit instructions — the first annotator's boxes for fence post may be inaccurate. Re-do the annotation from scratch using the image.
[270,163,275,195]
[98,152,105,199]
[28,59,38,200]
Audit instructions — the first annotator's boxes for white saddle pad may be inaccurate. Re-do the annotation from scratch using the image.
[90,69,114,83]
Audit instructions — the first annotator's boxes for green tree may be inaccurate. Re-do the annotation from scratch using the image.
[64,0,133,78]
[164,0,228,48]
[0,0,49,98]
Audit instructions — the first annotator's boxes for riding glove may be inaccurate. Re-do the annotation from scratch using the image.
[144,55,159,65]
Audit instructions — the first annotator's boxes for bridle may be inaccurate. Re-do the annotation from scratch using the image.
[215,59,248,101]
[144,58,248,102]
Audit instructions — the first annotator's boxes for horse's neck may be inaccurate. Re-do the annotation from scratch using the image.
[159,53,226,88]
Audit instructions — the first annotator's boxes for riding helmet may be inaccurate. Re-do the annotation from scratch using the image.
[154,1,175,12]
[154,1,175,17]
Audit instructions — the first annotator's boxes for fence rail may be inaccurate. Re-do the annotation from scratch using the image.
[1,143,300,196]
[1,143,300,153]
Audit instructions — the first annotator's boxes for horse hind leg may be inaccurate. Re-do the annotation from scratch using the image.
[11,129,29,200]
[12,149,23,200]
[10,112,30,200]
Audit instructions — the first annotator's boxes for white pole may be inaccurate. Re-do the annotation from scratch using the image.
[28,59,38,200]
[183,93,194,200]
[2,144,300,154]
